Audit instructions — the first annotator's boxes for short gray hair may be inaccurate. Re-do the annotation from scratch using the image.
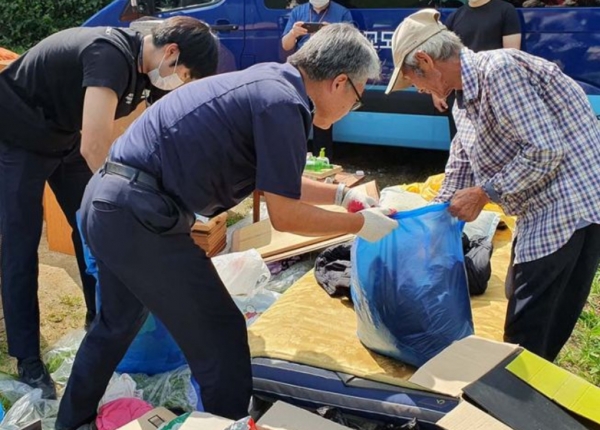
[403,30,463,74]
[288,23,381,83]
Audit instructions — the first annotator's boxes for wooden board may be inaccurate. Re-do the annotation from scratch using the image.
[233,181,379,259]
[303,164,343,180]
[231,218,273,252]
[191,213,228,233]
[263,234,354,263]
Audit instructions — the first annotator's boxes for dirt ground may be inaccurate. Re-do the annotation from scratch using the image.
[0,144,449,374]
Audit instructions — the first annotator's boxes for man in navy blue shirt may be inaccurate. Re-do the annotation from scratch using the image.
[56,23,396,429]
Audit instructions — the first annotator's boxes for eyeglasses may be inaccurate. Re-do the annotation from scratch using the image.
[347,77,363,111]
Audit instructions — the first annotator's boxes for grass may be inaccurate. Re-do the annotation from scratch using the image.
[557,269,600,386]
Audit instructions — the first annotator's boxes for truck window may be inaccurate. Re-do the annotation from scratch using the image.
[155,0,215,12]
[265,0,448,8]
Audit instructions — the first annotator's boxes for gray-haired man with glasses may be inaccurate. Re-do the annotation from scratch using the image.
[56,23,397,430]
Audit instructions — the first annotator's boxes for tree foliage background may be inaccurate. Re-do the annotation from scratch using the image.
[0,0,114,52]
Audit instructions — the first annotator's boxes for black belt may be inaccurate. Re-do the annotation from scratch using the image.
[102,161,161,191]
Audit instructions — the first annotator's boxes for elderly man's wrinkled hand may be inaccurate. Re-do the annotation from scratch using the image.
[449,186,489,222]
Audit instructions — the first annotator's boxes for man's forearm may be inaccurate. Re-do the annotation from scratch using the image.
[282,32,297,51]
[81,135,112,172]
[300,177,338,205]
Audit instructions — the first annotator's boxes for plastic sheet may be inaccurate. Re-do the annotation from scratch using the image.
[130,366,201,412]
[351,203,474,367]
[0,389,59,430]
[0,378,34,412]
[43,330,85,385]
[264,259,314,294]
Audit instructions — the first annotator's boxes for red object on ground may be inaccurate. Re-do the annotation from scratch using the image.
[96,398,154,430]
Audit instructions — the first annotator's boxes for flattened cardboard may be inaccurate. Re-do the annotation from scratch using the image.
[463,363,587,430]
[178,411,234,430]
[408,336,520,397]
[506,350,600,425]
[258,401,351,430]
[117,407,177,430]
[437,402,511,430]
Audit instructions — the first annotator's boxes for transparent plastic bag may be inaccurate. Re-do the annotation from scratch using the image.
[264,259,314,294]
[130,366,200,412]
[0,378,34,412]
[0,389,59,430]
[42,330,85,386]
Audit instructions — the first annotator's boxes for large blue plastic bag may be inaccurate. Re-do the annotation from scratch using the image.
[351,203,474,367]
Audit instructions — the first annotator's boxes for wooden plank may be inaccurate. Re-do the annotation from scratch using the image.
[232,181,379,259]
[231,219,272,252]
[303,164,343,180]
[191,212,228,233]
[334,172,367,188]
[263,234,354,263]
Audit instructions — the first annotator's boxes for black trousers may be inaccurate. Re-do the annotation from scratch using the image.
[504,224,600,361]
[56,172,252,429]
[0,141,95,359]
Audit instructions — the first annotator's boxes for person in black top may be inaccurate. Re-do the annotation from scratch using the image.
[0,17,218,399]
[432,0,521,132]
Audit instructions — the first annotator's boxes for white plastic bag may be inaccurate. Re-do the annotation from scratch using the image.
[99,374,143,409]
[212,249,270,296]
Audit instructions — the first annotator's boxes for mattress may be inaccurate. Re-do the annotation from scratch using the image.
[248,228,513,424]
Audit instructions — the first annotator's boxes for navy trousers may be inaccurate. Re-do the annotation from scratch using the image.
[57,171,252,429]
[504,224,600,361]
[0,141,95,359]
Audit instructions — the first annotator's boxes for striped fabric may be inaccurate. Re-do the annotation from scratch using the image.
[436,48,600,264]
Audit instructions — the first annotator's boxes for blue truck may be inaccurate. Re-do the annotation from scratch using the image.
[85,0,600,150]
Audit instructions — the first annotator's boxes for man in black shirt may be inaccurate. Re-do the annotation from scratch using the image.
[432,0,521,128]
[0,17,218,398]
[445,0,521,53]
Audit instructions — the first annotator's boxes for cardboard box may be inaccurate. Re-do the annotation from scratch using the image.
[410,336,598,430]
[117,407,177,430]
[178,411,234,430]
[257,401,351,430]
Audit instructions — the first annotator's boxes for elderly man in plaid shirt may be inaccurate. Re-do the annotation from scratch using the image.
[386,9,600,361]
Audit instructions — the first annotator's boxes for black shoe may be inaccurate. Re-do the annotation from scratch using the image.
[17,357,57,399]
[84,310,96,332]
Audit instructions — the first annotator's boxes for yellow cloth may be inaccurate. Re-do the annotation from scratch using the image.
[506,350,600,424]
[249,228,513,388]
[400,173,516,231]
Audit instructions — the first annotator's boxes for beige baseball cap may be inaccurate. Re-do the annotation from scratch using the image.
[385,9,447,94]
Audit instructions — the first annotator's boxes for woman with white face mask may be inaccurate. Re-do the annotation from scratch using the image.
[282,0,354,161]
